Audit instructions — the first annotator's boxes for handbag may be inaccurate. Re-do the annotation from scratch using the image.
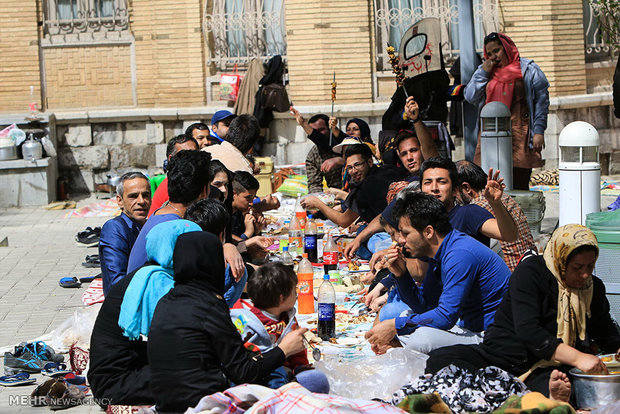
[219,64,242,102]
[262,83,290,112]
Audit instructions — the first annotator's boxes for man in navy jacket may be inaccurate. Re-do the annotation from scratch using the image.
[99,172,151,295]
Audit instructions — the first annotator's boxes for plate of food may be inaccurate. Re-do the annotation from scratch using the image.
[599,354,620,369]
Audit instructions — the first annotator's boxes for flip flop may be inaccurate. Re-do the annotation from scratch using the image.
[42,363,72,377]
[59,277,81,288]
[62,372,86,386]
[0,372,36,386]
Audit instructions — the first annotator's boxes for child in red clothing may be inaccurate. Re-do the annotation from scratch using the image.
[230,263,309,386]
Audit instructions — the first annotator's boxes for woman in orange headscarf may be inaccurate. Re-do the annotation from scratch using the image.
[465,32,550,190]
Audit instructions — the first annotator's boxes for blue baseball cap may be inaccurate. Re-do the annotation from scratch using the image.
[211,110,236,125]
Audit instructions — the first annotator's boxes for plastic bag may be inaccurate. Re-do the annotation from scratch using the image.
[314,347,428,400]
[219,64,242,102]
[41,136,56,157]
[47,304,101,352]
[276,178,307,197]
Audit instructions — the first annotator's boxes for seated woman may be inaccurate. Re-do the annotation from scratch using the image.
[426,224,620,404]
[147,231,307,413]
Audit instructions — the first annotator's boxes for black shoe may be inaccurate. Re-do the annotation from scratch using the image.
[81,254,100,268]
[75,227,100,247]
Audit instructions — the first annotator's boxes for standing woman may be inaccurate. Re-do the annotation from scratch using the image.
[465,32,550,190]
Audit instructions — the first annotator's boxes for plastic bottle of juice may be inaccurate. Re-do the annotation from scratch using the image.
[288,214,303,256]
[304,214,318,263]
[297,253,314,314]
[294,193,307,230]
[317,274,336,340]
[322,231,338,273]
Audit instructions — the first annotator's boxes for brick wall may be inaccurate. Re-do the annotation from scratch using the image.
[0,1,41,112]
[132,0,206,107]
[501,0,588,97]
[285,0,374,105]
[43,46,134,108]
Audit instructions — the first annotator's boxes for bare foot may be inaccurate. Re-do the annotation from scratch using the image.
[549,369,571,403]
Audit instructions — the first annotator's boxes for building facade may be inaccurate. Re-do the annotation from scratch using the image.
[0,0,617,194]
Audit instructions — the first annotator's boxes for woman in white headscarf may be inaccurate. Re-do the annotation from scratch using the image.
[426,224,620,403]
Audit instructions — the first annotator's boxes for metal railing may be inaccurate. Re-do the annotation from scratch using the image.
[43,0,129,38]
[373,0,500,70]
[584,0,616,62]
[203,0,287,71]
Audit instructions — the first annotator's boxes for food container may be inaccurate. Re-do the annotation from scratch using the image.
[0,138,18,161]
[570,367,620,409]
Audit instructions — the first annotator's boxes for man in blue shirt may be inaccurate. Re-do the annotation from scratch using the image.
[365,192,511,354]
[99,172,152,296]
[420,157,518,246]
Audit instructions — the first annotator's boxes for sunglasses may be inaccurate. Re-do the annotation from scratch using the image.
[484,32,499,44]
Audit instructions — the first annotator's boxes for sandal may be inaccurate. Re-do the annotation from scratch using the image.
[63,372,86,386]
[0,372,36,386]
[59,277,81,288]
[47,380,87,410]
[30,378,57,406]
[42,362,72,377]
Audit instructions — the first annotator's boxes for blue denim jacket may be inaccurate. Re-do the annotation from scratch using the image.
[464,58,550,148]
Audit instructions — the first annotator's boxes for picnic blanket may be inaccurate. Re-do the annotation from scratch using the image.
[181,382,407,414]
[63,199,120,218]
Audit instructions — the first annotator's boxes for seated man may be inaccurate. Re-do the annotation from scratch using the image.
[148,134,199,216]
[185,122,214,149]
[301,144,406,229]
[303,114,343,193]
[88,220,202,408]
[230,171,265,241]
[456,160,536,271]
[127,150,211,273]
[203,114,258,174]
[365,192,511,354]
[345,98,438,257]
[99,172,151,296]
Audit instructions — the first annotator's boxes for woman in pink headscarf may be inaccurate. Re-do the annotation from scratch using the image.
[465,32,550,190]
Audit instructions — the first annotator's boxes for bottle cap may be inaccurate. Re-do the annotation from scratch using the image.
[302,253,308,258]
[308,214,313,219]
[323,274,330,280]
[283,246,288,252]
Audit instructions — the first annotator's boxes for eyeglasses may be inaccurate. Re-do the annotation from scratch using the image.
[345,161,368,173]
[484,32,499,44]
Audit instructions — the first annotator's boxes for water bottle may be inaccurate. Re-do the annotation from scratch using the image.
[281,246,294,269]
[317,274,336,340]
[304,214,318,263]
[297,253,314,314]
[322,231,338,273]
[288,214,303,257]
[294,192,307,230]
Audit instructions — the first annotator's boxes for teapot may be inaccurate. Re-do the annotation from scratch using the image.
[22,134,43,160]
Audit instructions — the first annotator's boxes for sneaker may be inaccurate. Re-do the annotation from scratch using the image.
[22,341,64,363]
[4,348,46,374]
